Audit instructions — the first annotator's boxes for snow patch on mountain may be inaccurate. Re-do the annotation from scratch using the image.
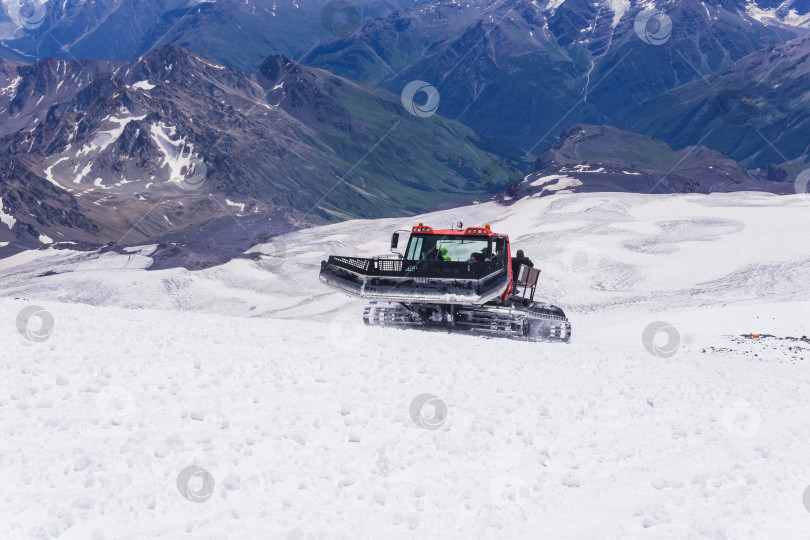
[131,80,156,90]
[73,162,93,184]
[226,199,246,212]
[0,75,21,96]
[0,197,15,230]
[528,173,584,193]
[75,114,147,158]
[746,1,810,27]
[607,0,631,26]
[149,123,201,185]
[44,156,70,190]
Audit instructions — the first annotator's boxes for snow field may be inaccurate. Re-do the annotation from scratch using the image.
[3,297,810,539]
[3,192,810,325]
[2,191,810,537]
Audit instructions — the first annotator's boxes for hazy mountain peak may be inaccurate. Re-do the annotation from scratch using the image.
[255,54,302,85]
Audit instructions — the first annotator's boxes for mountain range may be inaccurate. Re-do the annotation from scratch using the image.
[0,0,433,69]
[302,0,807,151]
[1,0,809,266]
[618,33,810,172]
[0,44,502,256]
[501,123,796,201]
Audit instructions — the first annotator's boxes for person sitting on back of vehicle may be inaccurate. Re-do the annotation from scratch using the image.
[511,249,533,282]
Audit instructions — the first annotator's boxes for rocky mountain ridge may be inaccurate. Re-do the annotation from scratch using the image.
[0,44,502,259]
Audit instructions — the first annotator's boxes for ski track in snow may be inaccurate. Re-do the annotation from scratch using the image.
[2,192,810,538]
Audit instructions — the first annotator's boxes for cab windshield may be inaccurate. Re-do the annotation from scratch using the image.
[405,235,492,262]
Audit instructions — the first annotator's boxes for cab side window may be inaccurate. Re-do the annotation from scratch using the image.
[406,237,423,260]
[493,237,506,265]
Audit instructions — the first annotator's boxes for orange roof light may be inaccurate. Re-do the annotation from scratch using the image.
[485,224,491,230]
[418,222,423,226]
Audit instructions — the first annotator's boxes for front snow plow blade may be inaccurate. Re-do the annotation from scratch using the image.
[319,256,510,305]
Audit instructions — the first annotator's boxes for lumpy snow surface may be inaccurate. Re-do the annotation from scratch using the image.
[2,192,810,538]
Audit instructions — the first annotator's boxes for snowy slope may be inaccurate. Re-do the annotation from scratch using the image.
[2,191,810,538]
[1,191,809,342]
[2,297,810,539]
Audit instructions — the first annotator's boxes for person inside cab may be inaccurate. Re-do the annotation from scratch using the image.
[511,249,533,281]
[471,247,495,264]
